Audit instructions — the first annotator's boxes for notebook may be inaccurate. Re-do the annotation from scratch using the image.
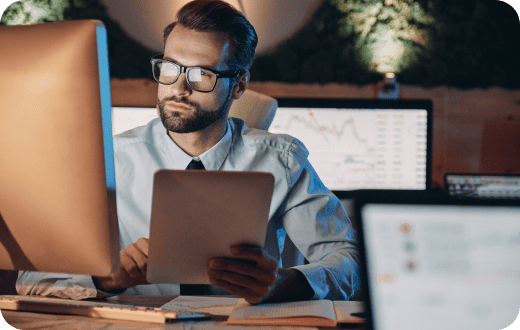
[355,195,520,330]
[146,170,274,284]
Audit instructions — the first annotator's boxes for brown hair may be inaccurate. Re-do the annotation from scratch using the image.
[163,0,258,72]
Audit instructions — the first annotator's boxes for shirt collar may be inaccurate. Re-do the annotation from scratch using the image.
[161,119,233,171]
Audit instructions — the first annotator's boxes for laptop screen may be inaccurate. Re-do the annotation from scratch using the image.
[268,99,432,193]
[357,199,520,330]
[445,173,520,198]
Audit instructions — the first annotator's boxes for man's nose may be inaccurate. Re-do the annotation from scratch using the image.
[170,73,192,96]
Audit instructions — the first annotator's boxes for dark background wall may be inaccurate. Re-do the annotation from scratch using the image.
[2,0,519,88]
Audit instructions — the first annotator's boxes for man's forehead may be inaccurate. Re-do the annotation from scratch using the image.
[164,25,232,70]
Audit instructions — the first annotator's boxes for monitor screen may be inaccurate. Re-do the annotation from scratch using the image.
[357,198,520,330]
[445,173,520,199]
[268,99,432,192]
[112,107,159,136]
[0,20,119,276]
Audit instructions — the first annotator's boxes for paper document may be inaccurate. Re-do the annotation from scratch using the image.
[161,296,239,316]
[230,298,336,320]
[333,300,365,322]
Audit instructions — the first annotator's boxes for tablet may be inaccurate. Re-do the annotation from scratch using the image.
[147,170,274,284]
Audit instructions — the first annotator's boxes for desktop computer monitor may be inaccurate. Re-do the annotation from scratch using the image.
[268,98,433,196]
[0,20,119,276]
[355,196,520,330]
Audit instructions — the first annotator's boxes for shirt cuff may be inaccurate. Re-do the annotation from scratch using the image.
[292,263,326,300]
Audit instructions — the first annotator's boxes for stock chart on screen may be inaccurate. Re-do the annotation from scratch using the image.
[269,99,432,192]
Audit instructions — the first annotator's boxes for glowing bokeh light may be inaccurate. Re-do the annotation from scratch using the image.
[334,0,433,74]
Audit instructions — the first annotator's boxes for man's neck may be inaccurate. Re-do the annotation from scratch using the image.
[167,117,228,157]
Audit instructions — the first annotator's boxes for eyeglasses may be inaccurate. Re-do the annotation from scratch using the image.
[150,55,243,93]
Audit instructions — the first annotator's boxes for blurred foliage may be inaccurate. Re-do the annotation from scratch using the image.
[250,0,520,89]
[1,0,156,79]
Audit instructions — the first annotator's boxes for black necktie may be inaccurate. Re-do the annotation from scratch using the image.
[180,159,211,295]
[186,159,205,170]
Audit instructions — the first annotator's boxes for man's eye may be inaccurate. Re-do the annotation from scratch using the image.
[188,69,203,82]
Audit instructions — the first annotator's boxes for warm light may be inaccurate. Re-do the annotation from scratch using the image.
[361,24,406,73]
[334,0,433,75]
[386,73,395,79]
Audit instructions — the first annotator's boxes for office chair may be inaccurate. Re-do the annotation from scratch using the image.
[227,89,278,131]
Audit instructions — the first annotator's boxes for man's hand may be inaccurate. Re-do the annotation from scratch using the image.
[92,237,149,293]
[207,244,314,304]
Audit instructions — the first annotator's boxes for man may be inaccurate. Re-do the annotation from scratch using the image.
[17,0,360,304]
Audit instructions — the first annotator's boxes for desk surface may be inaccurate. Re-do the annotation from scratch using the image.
[1,295,365,330]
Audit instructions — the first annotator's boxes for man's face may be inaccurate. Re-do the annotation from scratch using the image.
[157,24,235,133]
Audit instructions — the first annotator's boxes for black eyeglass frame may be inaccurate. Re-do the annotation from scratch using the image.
[150,54,244,93]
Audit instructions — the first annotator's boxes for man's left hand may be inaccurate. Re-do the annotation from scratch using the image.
[207,244,314,304]
[207,244,276,304]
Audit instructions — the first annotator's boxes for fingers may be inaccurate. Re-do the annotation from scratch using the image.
[93,238,149,292]
[209,277,268,304]
[230,245,278,271]
[208,245,279,304]
[134,237,149,257]
[120,245,147,276]
[116,239,149,286]
[208,258,276,285]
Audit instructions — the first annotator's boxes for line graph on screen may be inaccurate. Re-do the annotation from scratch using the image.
[269,108,428,190]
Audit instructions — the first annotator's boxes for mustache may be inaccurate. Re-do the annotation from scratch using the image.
[157,96,199,109]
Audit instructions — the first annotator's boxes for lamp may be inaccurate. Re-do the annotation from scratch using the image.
[378,73,400,99]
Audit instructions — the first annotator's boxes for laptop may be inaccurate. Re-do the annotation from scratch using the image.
[355,195,520,330]
[268,98,433,197]
[445,173,520,199]
[147,170,274,284]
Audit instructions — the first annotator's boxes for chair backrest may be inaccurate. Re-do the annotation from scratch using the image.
[228,89,278,131]
[111,89,277,135]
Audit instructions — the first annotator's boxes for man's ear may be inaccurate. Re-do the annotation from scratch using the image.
[231,71,250,100]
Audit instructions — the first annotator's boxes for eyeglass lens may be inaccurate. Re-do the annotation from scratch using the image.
[153,60,216,92]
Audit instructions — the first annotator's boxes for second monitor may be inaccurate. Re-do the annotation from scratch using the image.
[268,98,433,193]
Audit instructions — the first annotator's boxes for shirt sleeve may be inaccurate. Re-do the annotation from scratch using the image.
[281,139,361,300]
[16,271,117,300]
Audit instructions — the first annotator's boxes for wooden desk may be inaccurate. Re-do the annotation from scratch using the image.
[2,295,365,330]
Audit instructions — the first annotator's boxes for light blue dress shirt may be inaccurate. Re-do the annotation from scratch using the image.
[17,118,360,300]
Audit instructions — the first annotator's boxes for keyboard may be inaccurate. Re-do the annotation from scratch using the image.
[0,295,210,323]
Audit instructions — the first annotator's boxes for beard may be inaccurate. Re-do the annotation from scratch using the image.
[157,90,232,134]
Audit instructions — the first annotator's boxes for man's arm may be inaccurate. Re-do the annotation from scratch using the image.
[17,238,150,299]
[279,162,361,301]
[208,139,360,303]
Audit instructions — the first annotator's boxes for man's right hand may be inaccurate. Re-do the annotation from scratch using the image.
[92,237,149,293]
